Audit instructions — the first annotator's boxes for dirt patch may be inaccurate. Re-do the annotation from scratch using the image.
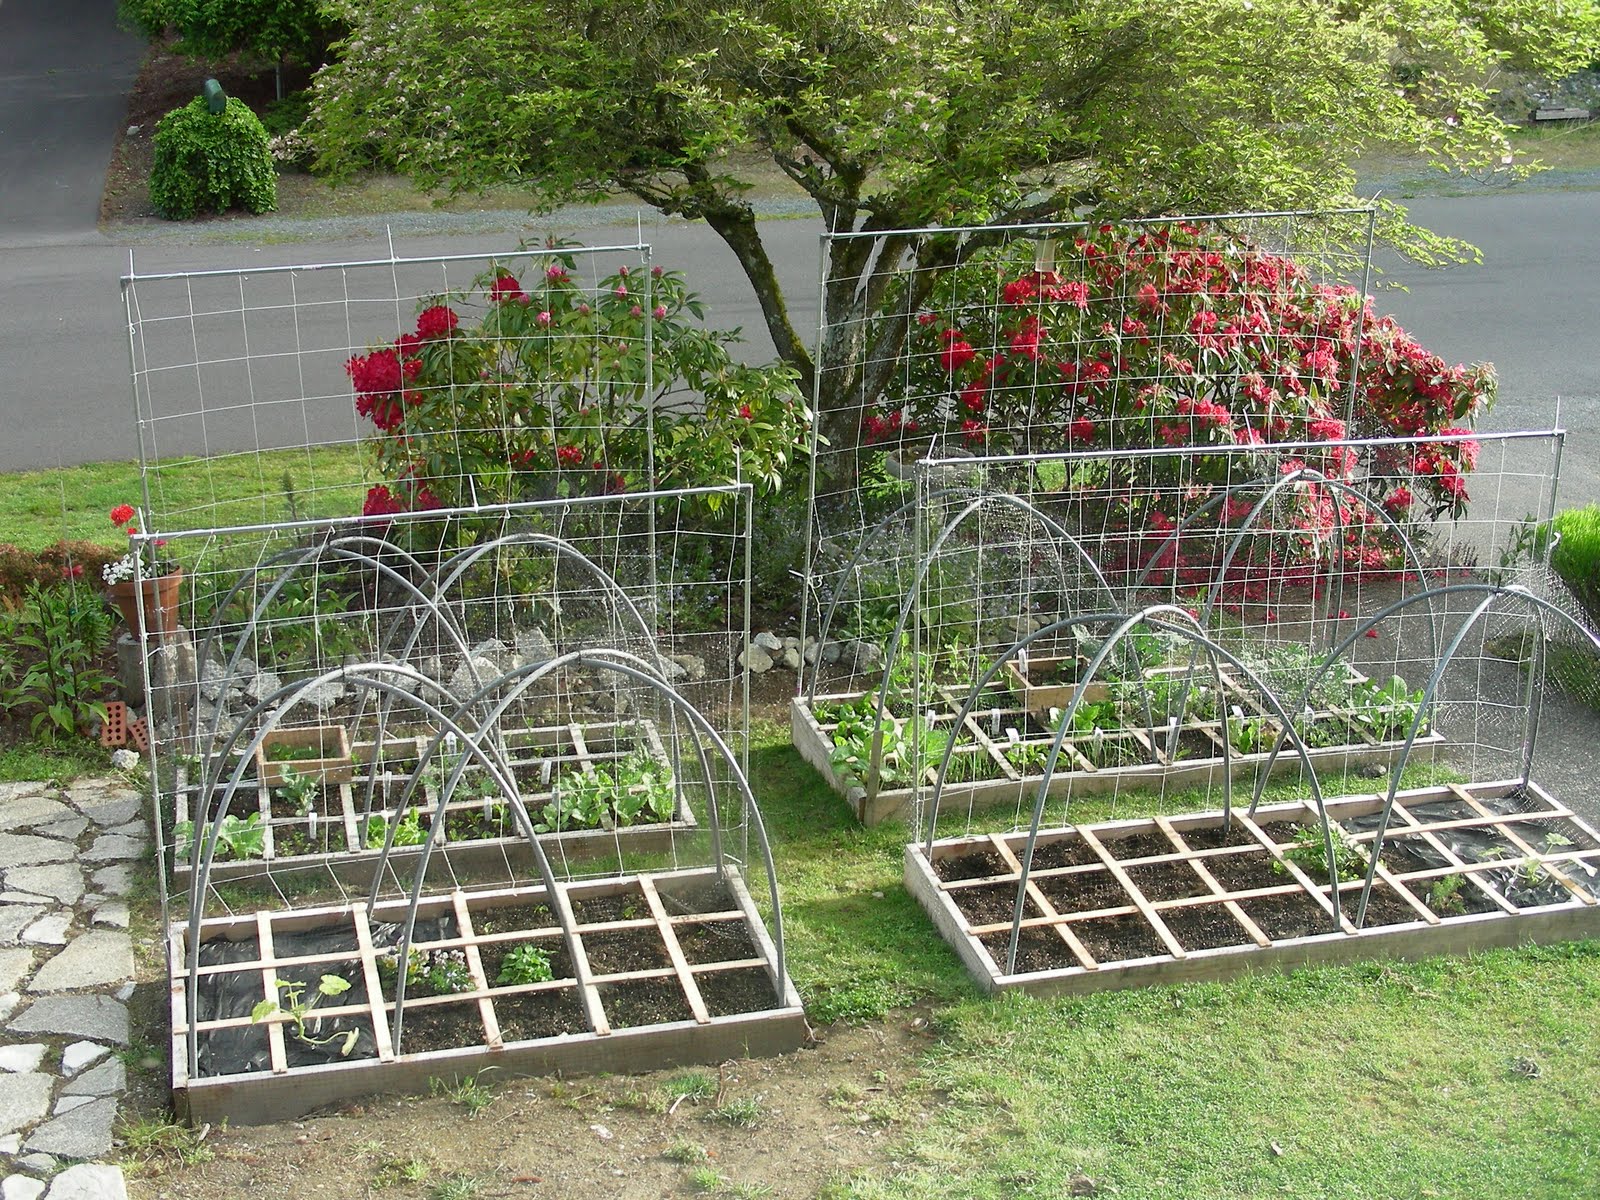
[125,1017,936,1200]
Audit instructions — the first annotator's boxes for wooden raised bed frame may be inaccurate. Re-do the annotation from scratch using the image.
[169,866,805,1125]
[905,779,1600,998]
[791,673,1445,825]
[171,721,698,884]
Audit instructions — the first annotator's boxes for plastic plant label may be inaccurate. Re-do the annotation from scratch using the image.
[307,811,317,838]
[541,759,554,786]
[1017,648,1029,676]
[1231,705,1244,721]
[990,710,1001,735]
[1005,727,1020,745]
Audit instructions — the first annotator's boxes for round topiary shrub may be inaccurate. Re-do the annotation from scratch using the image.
[149,96,278,220]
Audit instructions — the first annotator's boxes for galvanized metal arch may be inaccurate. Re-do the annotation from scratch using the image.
[181,663,565,1074]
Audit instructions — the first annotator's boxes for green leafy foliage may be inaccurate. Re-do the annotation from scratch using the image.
[347,263,807,522]
[119,0,339,65]
[173,812,267,860]
[495,943,554,986]
[1347,675,1427,742]
[537,750,676,834]
[150,96,277,221]
[1278,823,1368,882]
[274,765,319,814]
[377,946,473,996]
[252,973,358,1055]
[363,807,425,849]
[0,583,115,744]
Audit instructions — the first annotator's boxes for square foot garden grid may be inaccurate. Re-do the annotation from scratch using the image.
[169,865,804,1125]
[790,660,1445,825]
[905,779,1600,998]
[170,719,699,885]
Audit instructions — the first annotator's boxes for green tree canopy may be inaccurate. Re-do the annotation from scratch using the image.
[121,0,341,66]
[305,0,1600,445]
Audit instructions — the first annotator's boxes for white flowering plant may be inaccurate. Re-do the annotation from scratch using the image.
[101,504,179,587]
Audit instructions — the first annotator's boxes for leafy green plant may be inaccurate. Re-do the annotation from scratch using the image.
[363,807,426,849]
[1277,824,1368,882]
[377,946,473,996]
[828,706,909,791]
[428,1073,497,1117]
[150,96,278,220]
[538,750,676,833]
[1069,699,1121,735]
[711,1096,765,1128]
[1348,675,1427,742]
[173,812,266,860]
[1228,716,1273,756]
[0,582,116,744]
[252,974,358,1055]
[274,765,319,814]
[1428,873,1468,916]
[495,943,554,986]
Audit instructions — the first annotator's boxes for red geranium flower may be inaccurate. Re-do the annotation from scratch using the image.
[110,504,136,527]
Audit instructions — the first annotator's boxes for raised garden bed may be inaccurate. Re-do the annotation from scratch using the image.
[168,866,804,1124]
[792,665,1446,824]
[169,722,698,883]
[905,779,1600,997]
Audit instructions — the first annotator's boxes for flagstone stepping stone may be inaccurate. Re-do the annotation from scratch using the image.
[90,903,128,930]
[4,866,82,907]
[7,995,128,1044]
[28,934,133,993]
[0,1045,45,1074]
[0,1073,53,1135]
[0,907,42,946]
[33,818,88,843]
[61,1058,124,1098]
[21,915,71,947]
[0,836,71,869]
[42,1163,127,1200]
[87,866,133,897]
[60,1043,108,1076]
[0,951,31,995]
[22,1094,117,1158]
[80,836,142,864]
[2,1174,46,1200]
[66,790,141,828]
[0,792,74,829]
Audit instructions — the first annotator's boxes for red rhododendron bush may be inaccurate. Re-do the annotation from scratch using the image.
[344,258,806,524]
[863,222,1493,595]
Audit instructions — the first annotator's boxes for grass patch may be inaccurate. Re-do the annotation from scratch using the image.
[0,446,369,548]
[0,739,114,783]
[831,942,1600,1199]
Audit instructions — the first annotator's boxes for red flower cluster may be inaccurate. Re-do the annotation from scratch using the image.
[489,274,529,304]
[110,504,137,527]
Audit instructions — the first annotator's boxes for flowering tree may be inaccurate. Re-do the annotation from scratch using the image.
[863,223,1493,586]
[305,0,1595,462]
[345,260,807,521]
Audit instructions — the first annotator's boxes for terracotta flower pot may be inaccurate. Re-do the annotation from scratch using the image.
[105,568,184,640]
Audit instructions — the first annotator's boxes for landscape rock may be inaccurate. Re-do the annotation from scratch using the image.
[79,836,143,864]
[242,669,284,707]
[33,818,88,843]
[0,835,72,869]
[88,867,133,897]
[847,641,884,671]
[197,658,231,702]
[738,645,773,674]
[61,1058,125,1098]
[514,627,556,663]
[29,933,135,993]
[0,791,73,829]
[821,640,843,664]
[0,1045,45,1074]
[21,914,71,947]
[0,908,43,946]
[753,631,784,652]
[782,647,802,670]
[668,654,707,682]
[0,1073,53,1135]
[7,995,129,1044]
[66,789,141,828]
[43,1164,128,1200]
[22,1095,118,1159]
[60,1043,108,1076]
[295,679,344,714]
[0,951,32,995]
[4,866,82,907]
[14,1158,52,1175]
[3,1175,46,1200]
[448,656,502,699]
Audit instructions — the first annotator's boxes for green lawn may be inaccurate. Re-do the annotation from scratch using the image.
[0,447,370,549]
[750,728,1600,1200]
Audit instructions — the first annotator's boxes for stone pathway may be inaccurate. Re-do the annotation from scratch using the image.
[0,780,143,1200]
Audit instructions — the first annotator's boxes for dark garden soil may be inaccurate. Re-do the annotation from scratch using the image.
[1180,821,1264,850]
[1206,851,1295,893]
[1158,902,1251,951]
[696,967,781,1017]
[1029,837,1101,870]
[1100,830,1178,861]
[1237,892,1341,940]
[1034,869,1128,915]
[979,925,1069,974]
[599,978,696,1028]
[571,893,644,925]
[582,928,673,975]
[949,882,1043,926]
[393,1002,484,1055]
[1351,885,1425,927]
[1068,912,1170,962]
[471,902,555,935]
[493,988,589,1041]
[933,847,1009,882]
[1123,860,1212,901]
[675,919,759,964]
